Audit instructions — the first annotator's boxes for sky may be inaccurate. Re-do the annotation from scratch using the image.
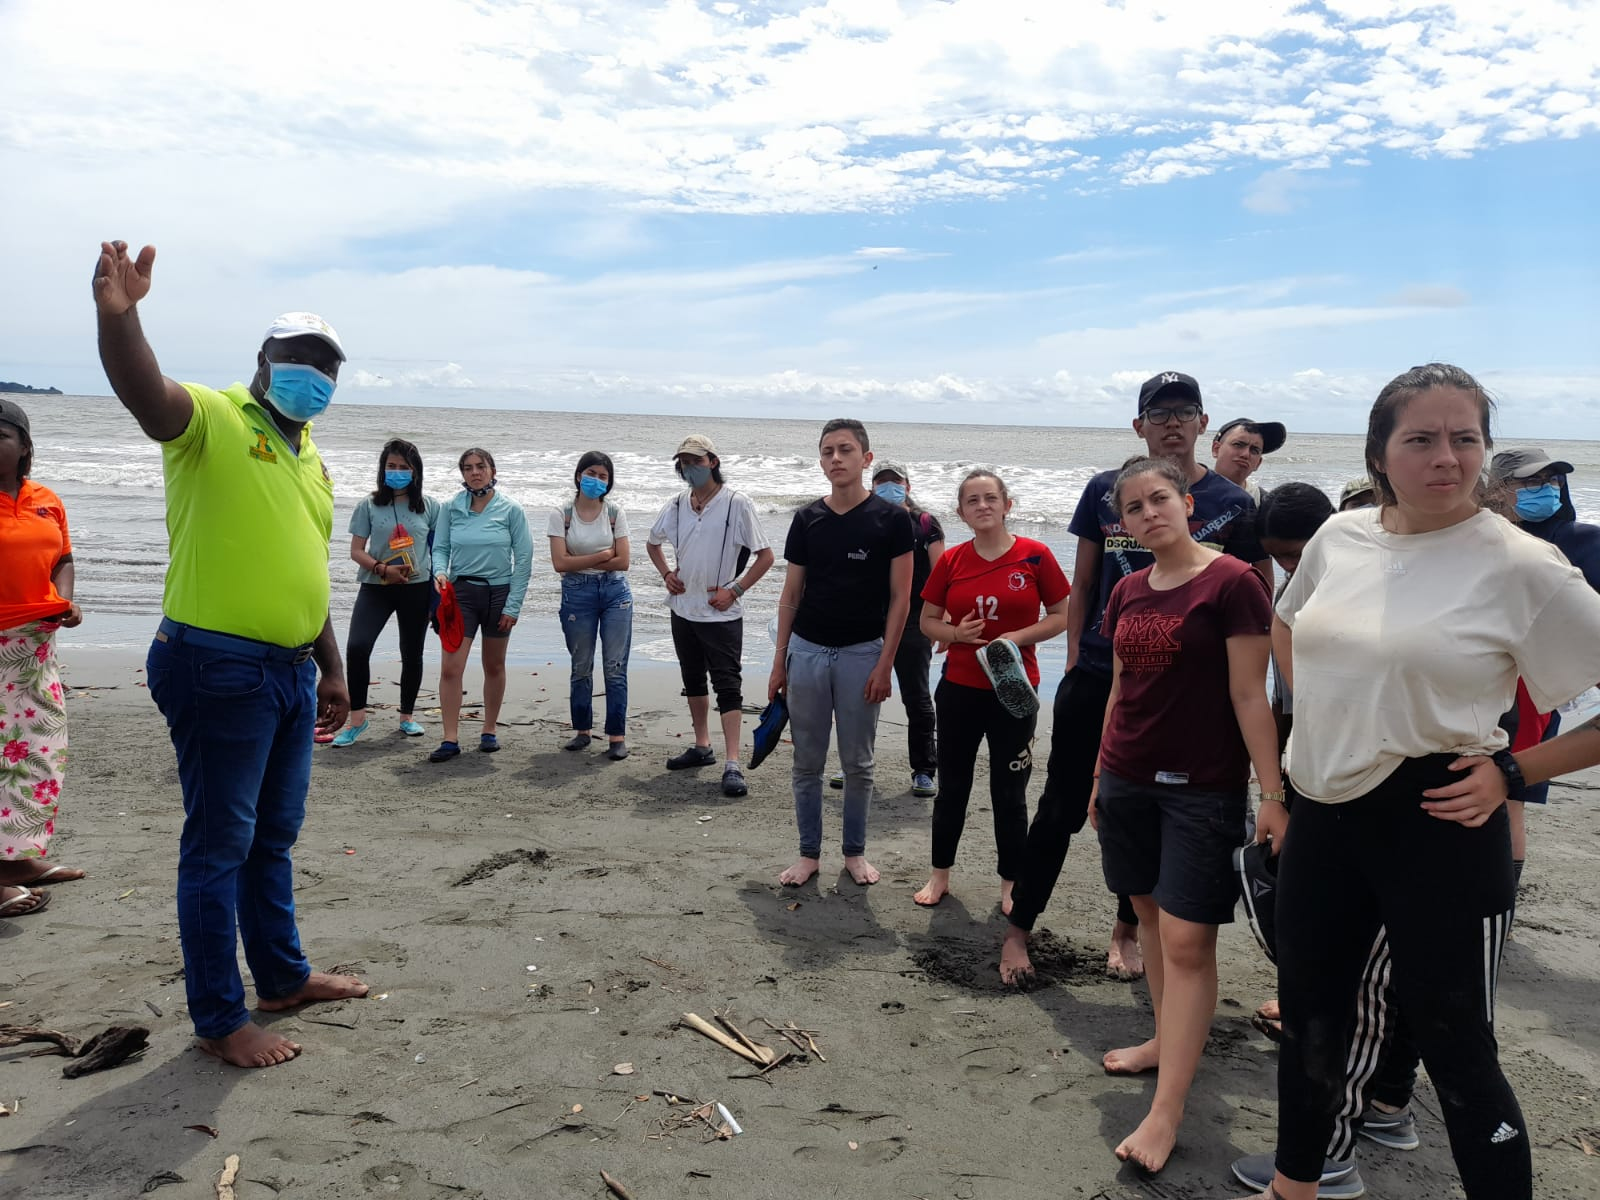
[2,0,1597,435]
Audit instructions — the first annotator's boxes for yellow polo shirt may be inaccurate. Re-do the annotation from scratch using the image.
[160,383,333,647]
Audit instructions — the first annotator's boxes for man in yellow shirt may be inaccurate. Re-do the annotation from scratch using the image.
[94,240,366,1069]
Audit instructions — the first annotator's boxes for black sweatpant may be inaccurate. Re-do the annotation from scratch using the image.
[930,678,1035,879]
[894,626,937,776]
[1275,756,1525,1198]
[1008,665,1115,932]
[346,582,433,714]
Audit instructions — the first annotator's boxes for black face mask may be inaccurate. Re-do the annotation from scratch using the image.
[462,478,497,497]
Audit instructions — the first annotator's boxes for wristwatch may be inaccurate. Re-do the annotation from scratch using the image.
[1490,749,1526,802]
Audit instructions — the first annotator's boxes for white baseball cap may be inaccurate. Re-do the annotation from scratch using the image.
[264,312,346,362]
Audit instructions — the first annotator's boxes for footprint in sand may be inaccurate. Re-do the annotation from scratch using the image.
[362,1161,456,1197]
[1030,1087,1075,1112]
[960,1045,1021,1079]
[792,1138,907,1165]
[251,1136,366,1165]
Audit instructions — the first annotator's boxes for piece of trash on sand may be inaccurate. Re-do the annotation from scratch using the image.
[848,1140,859,1150]
[525,965,538,972]
[599,1168,637,1200]
[216,1152,240,1200]
[612,1062,635,1075]
[0,1099,14,1116]
[696,814,714,823]
[413,1053,426,1064]
[715,1102,742,1136]
[373,993,390,1001]
[117,889,136,900]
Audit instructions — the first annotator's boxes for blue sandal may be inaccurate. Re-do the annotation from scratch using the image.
[429,741,461,763]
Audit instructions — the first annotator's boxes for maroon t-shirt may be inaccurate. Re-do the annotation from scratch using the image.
[1099,555,1272,789]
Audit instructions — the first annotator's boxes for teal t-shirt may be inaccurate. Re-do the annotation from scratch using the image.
[349,494,441,586]
[434,490,535,617]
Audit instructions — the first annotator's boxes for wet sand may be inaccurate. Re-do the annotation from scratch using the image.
[3,651,1598,1199]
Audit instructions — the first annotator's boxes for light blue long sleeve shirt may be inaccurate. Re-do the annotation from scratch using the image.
[434,490,535,617]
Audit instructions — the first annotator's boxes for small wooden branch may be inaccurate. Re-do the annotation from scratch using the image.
[680,1013,765,1065]
[599,1168,637,1199]
[216,1154,240,1200]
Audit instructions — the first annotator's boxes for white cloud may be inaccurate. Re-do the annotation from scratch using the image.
[1388,284,1471,308]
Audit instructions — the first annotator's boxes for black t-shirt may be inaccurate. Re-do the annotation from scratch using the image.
[1069,466,1264,678]
[785,495,916,647]
[908,509,944,628]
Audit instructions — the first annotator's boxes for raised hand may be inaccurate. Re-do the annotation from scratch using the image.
[93,241,156,315]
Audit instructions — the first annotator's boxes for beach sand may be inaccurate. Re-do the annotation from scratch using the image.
[3,652,1599,1199]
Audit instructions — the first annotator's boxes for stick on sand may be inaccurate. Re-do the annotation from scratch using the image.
[680,1012,767,1065]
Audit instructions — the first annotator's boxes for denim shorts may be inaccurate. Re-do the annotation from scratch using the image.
[1096,769,1247,925]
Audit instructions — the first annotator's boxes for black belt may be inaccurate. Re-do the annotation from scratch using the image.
[156,617,315,665]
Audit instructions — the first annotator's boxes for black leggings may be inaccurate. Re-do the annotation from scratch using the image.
[1008,666,1136,932]
[894,627,937,775]
[345,582,433,714]
[1275,756,1524,1198]
[930,678,1035,879]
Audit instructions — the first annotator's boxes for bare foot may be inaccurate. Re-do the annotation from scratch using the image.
[843,856,879,885]
[1107,919,1145,980]
[197,1021,302,1068]
[999,925,1035,987]
[913,868,949,907]
[1255,997,1280,1021]
[780,857,820,887]
[1000,878,1015,916]
[1103,1036,1160,1075]
[1114,1109,1180,1173]
[257,972,369,1012]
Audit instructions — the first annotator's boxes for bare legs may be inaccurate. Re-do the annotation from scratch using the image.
[438,641,473,744]
[480,636,508,736]
[1106,896,1220,1174]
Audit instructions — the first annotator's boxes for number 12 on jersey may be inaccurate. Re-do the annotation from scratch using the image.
[973,595,999,620]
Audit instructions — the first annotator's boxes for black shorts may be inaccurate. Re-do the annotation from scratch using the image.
[456,580,511,641]
[669,613,743,711]
[1096,770,1246,925]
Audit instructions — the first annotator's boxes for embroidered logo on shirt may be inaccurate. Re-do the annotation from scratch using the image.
[248,430,278,464]
[847,548,869,561]
[35,508,50,518]
[1007,570,1030,592]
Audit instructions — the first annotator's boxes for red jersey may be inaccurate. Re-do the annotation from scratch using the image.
[921,536,1069,689]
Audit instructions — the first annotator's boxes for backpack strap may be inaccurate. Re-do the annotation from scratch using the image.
[562,502,574,533]
[919,510,933,537]
[565,501,620,535]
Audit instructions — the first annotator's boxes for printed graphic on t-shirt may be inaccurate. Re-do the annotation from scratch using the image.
[1114,612,1183,670]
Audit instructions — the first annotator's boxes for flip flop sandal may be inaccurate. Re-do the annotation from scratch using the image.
[0,886,51,918]
[7,864,84,884]
[1251,1011,1284,1042]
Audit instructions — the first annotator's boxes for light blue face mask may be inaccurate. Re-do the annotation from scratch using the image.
[264,361,336,422]
[1515,483,1561,522]
[874,482,907,506]
[682,464,713,489]
[384,469,413,490]
[579,475,609,499]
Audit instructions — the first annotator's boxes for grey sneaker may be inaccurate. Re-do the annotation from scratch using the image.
[1357,1103,1420,1151]
[1231,1152,1364,1198]
[911,772,937,798]
[977,638,1040,719]
[722,765,748,797]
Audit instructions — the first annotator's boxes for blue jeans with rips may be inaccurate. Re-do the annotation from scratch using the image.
[786,633,883,859]
[146,619,315,1040]
[559,572,633,737]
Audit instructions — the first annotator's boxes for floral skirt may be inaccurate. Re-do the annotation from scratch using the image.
[0,621,67,861]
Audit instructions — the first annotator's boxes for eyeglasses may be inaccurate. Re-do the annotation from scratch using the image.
[1143,404,1201,426]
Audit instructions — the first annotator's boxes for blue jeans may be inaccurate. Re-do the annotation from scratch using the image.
[146,619,315,1040]
[787,633,883,858]
[559,572,633,737]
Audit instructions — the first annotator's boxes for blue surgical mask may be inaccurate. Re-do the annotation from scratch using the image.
[682,464,713,489]
[1515,483,1561,522]
[384,470,413,490]
[579,475,609,499]
[264,361,336,422]
[874,482,907,506]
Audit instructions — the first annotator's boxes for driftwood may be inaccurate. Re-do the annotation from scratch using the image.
[599,1169,637,1199]
[0,1023,149,1077]
[216,1153,240,1200]
[680,1013,768,1065]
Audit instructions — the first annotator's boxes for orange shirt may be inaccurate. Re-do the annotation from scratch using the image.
[0,480,73,629]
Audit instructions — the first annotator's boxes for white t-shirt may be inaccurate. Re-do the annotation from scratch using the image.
[1276,508,1600,803]
[647,487,770,623]
[546,503,630,574]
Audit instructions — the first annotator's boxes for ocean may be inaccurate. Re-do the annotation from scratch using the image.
[19,393,1600,674]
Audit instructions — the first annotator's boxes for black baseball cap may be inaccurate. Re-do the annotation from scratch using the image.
[0,396,29,438]
[1214,417,1287,455]
[1137,371,1202,416]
